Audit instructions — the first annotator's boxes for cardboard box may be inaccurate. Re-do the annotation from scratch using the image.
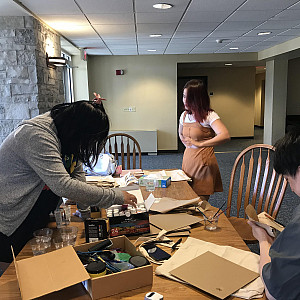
[108,212,150,237]
[13,236,153,300]
[139,175,171,188]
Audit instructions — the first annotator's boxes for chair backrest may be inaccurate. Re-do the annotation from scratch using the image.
[226,144,287,219]
[103,133,142,170]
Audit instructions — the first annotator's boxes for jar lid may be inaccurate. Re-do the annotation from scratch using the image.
[86,261,106,274]
[129,255,149,267]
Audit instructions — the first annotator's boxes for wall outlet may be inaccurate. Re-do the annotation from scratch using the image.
[123,106,136,112]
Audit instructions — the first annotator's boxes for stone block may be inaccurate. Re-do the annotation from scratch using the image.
[24,16,34,29]
[11,84,38,95]
[0,42,25,51]
[0,17,24,29]
[5,103,30,119]
[0,120,15,136]
[7,66,28,78]
[0,105,5,118]
[0,85,10,97]
[0,71,6,79]
[28,66,38,83]
[15,29,36,45]
[0,29,15,37]
[0,51,17,65]
[17,50,36,66]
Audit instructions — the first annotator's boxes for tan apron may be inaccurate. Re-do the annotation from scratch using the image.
[182,112,223,195]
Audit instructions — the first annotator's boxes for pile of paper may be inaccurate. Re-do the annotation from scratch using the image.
[156,237,264,300]
[85,175,118,188]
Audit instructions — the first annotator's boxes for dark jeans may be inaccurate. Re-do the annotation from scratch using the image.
[0,190,60,263]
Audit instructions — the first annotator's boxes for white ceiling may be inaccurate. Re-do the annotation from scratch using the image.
[2,0,300,56]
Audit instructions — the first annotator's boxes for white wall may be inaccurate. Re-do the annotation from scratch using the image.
[72,55,89,101]
[87,53,257,150]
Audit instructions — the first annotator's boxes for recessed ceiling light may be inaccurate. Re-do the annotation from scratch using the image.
[149,34,162,37]
[147,49,157,52]
[230,47,239,50]
[153,3,173,9]
[258,31,271,36]
[225,63,232,66]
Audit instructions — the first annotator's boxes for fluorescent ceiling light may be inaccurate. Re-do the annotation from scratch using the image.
[153,3,173,9]
[230,47,239,50]
[258,31,271,36]
[225,63,232,66]
[150,34,162,37]
[147,49,157,52]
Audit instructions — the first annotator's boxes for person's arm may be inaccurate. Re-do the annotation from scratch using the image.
[16,125,136,209]
[248,221,276,300]
[185,119,230,148]
[178,123,188,147]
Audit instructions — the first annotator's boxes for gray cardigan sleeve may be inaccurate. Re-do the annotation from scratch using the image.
[16,124,124,209]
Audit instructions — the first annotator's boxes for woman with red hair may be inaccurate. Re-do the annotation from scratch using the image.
[178,79,230,201]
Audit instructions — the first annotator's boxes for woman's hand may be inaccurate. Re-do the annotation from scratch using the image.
[122,191,137,207]
[93,92,106,104]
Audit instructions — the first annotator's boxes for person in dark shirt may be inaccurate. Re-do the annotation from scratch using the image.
[248,128,300,300]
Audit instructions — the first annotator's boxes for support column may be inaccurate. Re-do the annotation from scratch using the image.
[264,57,288,145]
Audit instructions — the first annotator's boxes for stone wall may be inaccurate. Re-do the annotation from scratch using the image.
[0,16,65,143]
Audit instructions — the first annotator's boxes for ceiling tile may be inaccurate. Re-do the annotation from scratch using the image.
[0,1,29,16]
[173,31,211,38]
[137,23,177,33]
[177,22,220,32]
[271,9,300,21]
[182,10,231,22]
[39,15,89,29]
[136,12,183,23]
[21,0,81,14]
[93,24,136,39]
[135,0,190,13]
[240,0,298,11]
[75,0,132,14]
[188,0,245,12]
[87,13,134,25]
[217,21,262,31]
[228,10,281,21]
[257,20,300,30]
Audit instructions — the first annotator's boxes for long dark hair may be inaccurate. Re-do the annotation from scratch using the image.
[184,79,212,123]
[51,101,109,169]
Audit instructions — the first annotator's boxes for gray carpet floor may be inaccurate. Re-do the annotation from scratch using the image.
[141,128,299,253]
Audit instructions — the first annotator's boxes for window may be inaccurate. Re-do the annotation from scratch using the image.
[61,52,74,103]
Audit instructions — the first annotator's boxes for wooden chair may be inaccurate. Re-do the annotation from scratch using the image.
[226,144,288,243]
[103,133,142,170]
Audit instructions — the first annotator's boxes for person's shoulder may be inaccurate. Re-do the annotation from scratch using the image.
[206,110,220,125]
[179,111,187,124]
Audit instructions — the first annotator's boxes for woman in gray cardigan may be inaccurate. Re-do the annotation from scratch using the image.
[0,100,136,272]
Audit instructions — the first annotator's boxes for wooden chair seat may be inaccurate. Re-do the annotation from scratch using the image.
[228,216,256,244]
[226,144,287,244]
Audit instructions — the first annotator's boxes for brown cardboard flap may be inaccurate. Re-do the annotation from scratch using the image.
[150,197,199,213]
[15,246,90,300]
[150,213,202,232]
[170,251,259,299]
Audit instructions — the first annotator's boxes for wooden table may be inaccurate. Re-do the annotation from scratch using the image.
[0,180,266,300]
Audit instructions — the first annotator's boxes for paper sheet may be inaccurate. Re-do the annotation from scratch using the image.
[150,197,199,213]
[155,237,264,300]
[150,213,202,232]
[127,189,144,204]
[144,169,191,182]
[170,251,259,299]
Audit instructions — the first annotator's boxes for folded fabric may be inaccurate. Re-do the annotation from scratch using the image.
[155,237,264,299]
